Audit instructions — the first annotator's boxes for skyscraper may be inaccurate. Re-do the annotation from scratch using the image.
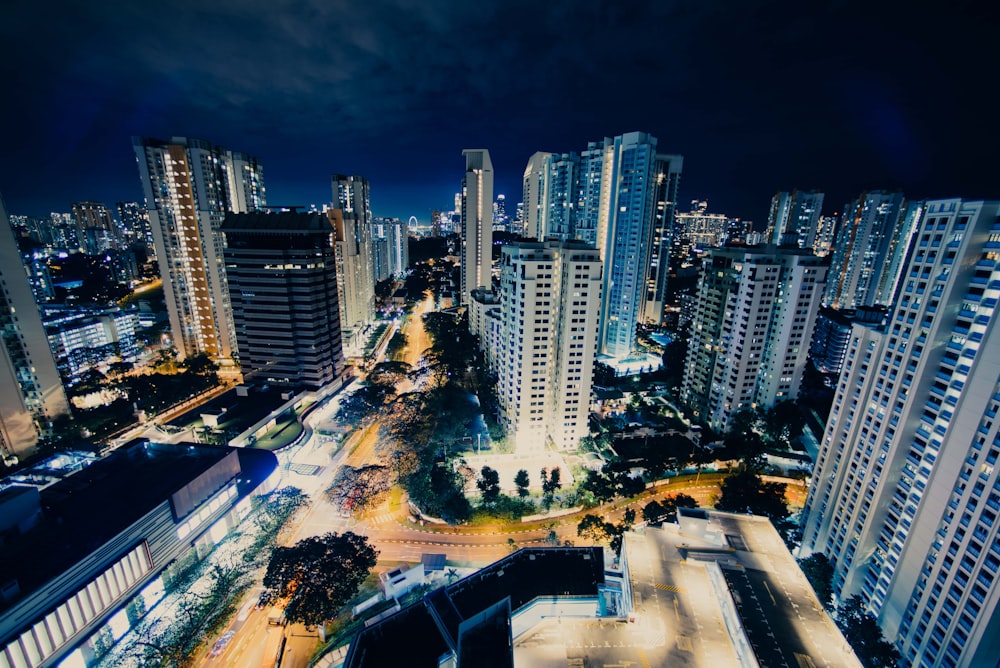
[521,152,550,240]
[823,191,915,310]
[495,240,602,451]
[372,217,409,278]
[331,175,375,349]
[681,246,827,431]
[133,136,266,364]
[640,153,683,326]
[766,190,825,249]
[520,133,683,356]
[460,149,493,304]
[71,201,116,254]
[0,196,70,463]
[800,199,1000,668]
[593,132,661,358]
[221,211,344,390]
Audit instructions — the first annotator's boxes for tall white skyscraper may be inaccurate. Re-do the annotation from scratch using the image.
[133,136,266,363]
[520,133,682,355]
[495,240,602,451]
[331,175,375,348]
[460,149,493,304]
[681,246,827,431]
[0,196,70,463]
[800,199,1000,668]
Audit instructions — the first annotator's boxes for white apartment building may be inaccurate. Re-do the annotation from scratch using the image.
[331,175,375,350]
[132,136,266,364]
[681,246,827,432]
[800,199,1000,668]
[460,150,493,304]
[495,241,602,452]
[0,198,70,462]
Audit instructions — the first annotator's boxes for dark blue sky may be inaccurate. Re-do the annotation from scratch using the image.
[1,0,996,225]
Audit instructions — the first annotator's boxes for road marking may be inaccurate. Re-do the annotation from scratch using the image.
[654,583,684,593]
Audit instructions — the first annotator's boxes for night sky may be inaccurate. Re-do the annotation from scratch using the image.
[1,0,996,225]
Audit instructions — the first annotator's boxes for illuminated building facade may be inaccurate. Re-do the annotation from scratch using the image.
[681,246,827,431]
[766,190,824,250]
[0,441,277,668]
[460,150,493,304]
[800,199,1000,668]
[0,197,70,464]
[132,136,266,363]
[823,192,919,310]
[495,240,602,451]
[330,175,375,350]
[519,133,683,353]
[221,211,345,390]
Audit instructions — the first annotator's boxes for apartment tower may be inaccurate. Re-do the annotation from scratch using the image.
[766,190,825,250]
[824,192,919,310]
[133,136,265,363]
[460,150,494,304]
[495,240,602,451]
[0,196,70,462]
[800,199,1000,668]
[681,245,827,431]
[330,175,375,349]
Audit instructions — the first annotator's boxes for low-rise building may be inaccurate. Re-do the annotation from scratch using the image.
[0,440,278,667]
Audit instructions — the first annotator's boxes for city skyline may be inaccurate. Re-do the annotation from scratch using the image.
[1,1,997,224]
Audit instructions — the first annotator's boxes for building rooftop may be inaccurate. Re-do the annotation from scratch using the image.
[220,210,332,233]
[0,440,277,612]
[345,547,604,667]
[619,510,862,668]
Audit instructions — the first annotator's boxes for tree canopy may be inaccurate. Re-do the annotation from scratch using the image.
[799,553,834,609]
[716,469,789,522]
[261,532,377,626]
[835,595,902,668]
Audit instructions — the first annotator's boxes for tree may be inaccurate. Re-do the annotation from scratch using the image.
[514,469,530,497]
[642,500,666,524]
[477,466,501,505]
[835,596,902,668]
[262,532,377,627]
[716,469,789,522]
[577,514,614,544]
[763,400,805,450]
[799,553,835,609]
[326,465,392,514]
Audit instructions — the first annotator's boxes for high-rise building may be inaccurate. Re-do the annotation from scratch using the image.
[495,240,602,451]
[592,132,662,358]
[133,136,266,363]
[640,153,683,326]
[331,175,375,349]
[824,191,916,310]
[0,196,70,463]
[681,245,827,431]
[766,190,825,249]
[520,133,683,355]
[521,152,550,240]
[116,201,154,251]
[460,149,493,304]
[221,211,344,390]
[71,201,116,254]
[372,217,409,279]
[800,199,1000,668]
